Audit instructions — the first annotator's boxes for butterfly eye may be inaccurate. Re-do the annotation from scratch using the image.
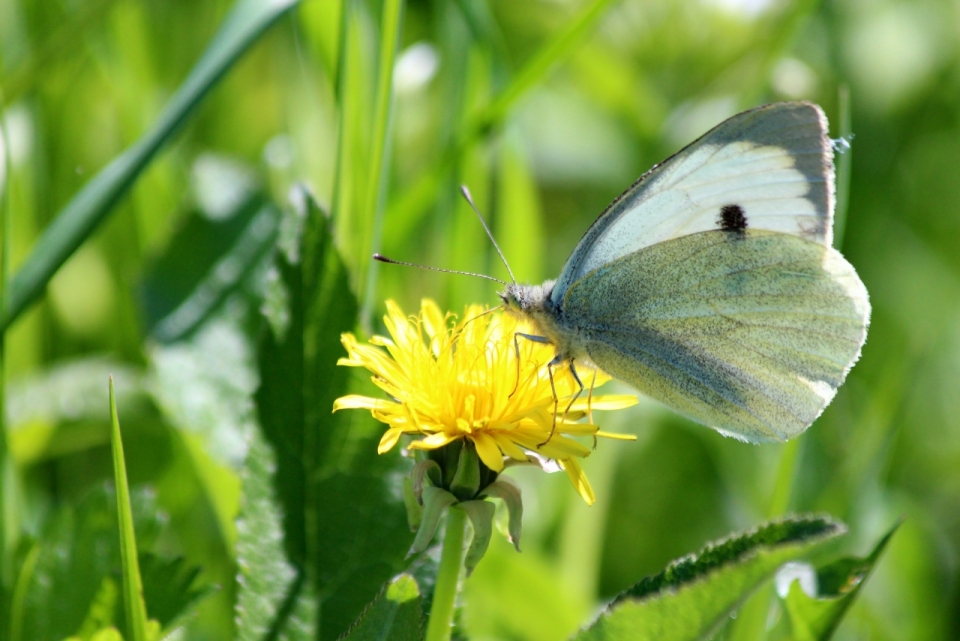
[499,290,521,310]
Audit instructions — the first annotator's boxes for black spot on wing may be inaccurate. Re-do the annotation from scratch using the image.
[719,204,748,232]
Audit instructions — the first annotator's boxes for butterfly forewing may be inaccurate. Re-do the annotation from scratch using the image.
[552,102,835,303]
[561,230,869,442]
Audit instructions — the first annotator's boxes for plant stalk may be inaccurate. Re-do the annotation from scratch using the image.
[425,506,467,641]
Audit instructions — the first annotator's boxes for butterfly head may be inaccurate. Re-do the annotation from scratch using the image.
[499,280,558,320]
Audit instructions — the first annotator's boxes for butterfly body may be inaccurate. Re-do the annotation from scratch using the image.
[500,102,870,443]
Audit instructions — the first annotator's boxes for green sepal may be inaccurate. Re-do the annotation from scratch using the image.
[410,459,443,504]
[460,500,496,577]
[782,520,901,640]
[402,477,423,532]
[428,440,463,489]
[409,486,458,557]
[450,441,481,500]
[481,477,523,552]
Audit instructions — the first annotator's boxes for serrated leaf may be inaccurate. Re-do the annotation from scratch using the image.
[236,423,316,641]
[11,486,163,640]
[254,188,413,641]
[339,574,423,641]
[139,553,214,633]
[782,521,900,641]
[573,515,846,641]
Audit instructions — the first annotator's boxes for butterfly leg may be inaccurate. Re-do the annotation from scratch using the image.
[538,358,585,448]
[587,368,598,449]
[510,332,552,398]
[540,358,561,448]
[560,360,585,425]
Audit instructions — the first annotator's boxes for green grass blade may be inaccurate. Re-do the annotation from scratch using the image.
[384,0,617,254]
[109,376,148,641]
[470,0,617,135]
[0,0,300,332]
[359,0,404,330]
[328,0,356,229]
[0,83,11,603]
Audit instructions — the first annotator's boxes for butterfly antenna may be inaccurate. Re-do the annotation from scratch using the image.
[373,254,507,285]
[460,185,517,285]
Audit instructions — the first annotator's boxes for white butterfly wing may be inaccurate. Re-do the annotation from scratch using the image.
[552,102,835,303]
[561,230,869,442]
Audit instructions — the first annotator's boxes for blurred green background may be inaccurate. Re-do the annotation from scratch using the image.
[2,0,959,639]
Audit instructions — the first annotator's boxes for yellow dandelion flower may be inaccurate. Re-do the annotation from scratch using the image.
[333,299,637,504]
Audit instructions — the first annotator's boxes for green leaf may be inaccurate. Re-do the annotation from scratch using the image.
[236,423,317,641]
[5,357,142,465]
[138,163,279,342]
[254,187,413,641]
[781,521,900,641]
[573,515,846,641]
[110,377,149,641]
[72,576,120,641]
[10,486,163,641]
[139,553,214,633]
[0,0,300,332]
[340,574,423,641]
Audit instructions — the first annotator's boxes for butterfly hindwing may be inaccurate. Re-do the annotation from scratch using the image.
[561,229,869,442]
[552,102,835,303]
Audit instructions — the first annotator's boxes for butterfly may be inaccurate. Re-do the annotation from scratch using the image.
[498,101,870,443]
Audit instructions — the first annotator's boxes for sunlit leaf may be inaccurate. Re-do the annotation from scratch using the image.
[236,424,316,640]
[139,156,279,342]
[339,574,423,641]
[573,515,846,641]
[781,521,900,641]
[255,187,413,641]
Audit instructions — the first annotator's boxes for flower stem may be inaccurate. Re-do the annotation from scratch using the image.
[425,506,467,641]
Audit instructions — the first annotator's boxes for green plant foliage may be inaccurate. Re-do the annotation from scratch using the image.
[139,553,215,634]
[235,424,315,641]
[340,574,423,641]
[0,0,300,332]
[109,377,150,641]
[4,0,960,638]
[573,515,845,641]
[138,166,279,342]
[780,521,900,640]
[8,486,159,640]
[254,189,413,641]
